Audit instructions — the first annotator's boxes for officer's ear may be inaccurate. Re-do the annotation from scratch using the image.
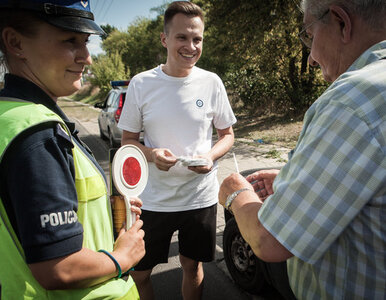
[2,27,26,59]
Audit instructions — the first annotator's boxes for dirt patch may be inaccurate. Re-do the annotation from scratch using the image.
[231,113,303,162]
[58,98,100,122]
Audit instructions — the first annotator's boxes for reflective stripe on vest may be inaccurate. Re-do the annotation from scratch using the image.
[0,98,137,299]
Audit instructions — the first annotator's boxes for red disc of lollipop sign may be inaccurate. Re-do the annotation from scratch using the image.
[112,145,148,230]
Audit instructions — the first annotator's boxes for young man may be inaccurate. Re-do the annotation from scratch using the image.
[118,1,236,299]
[219,0,386,299]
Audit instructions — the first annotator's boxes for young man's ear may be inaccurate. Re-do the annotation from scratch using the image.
[330,5,352,44]
[2,27,26,58]
[160,32,167,48]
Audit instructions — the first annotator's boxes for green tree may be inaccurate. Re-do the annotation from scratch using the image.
[90,0,328,117]
[195,0,328,115]
[89,52,129,95]
[100,24,118,41]
[102,17,165,76]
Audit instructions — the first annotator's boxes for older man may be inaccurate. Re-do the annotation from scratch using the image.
[219,1,386,299]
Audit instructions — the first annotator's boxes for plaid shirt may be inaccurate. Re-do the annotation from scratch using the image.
[259,41,386,300]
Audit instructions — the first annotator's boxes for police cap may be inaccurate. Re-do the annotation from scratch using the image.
[0,0,104,35]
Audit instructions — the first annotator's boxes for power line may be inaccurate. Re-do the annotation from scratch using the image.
[92,0,101,14]
[95,0,108,22]
[100,0,114,23]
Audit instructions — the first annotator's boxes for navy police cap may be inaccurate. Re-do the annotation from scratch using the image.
[0,0,105,35]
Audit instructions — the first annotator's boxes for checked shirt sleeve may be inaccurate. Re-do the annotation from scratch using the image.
[258,94,385,264]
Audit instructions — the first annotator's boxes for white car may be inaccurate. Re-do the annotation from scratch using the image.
[95,81,128,148]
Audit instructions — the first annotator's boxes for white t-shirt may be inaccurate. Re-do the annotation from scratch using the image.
[118,65,236,211]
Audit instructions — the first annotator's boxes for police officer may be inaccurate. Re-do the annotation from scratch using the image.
[0,1,145,299]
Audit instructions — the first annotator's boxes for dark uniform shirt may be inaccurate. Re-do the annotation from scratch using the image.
[0,74,103,263]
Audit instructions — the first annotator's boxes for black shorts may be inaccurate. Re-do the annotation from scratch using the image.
[134,204,217,271]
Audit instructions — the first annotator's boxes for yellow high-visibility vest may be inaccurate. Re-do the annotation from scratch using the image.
[0,97,138,299]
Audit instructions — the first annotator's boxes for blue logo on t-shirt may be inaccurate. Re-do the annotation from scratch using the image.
[196,99,204,108]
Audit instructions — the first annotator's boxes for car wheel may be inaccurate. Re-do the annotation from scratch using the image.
[223,217,267,295]
[224,208,233,224]
[108,129,120,148]
[98,122,107,140]
[108,130,115,148]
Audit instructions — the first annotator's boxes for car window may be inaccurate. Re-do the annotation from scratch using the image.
[121,92,126,105]
[106,92,116,107]
[114,91,126,109]
[112,93,121,109]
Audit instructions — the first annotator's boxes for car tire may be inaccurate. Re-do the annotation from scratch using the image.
[109,129,122,148]
[224,208,233,224]
[98,122,107,140]
[223,217,267,295]
[108,130,116,148]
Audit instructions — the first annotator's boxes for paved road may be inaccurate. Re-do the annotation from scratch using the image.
[62,99,286,300]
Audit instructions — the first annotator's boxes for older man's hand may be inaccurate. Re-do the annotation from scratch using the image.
[218,172,251,207]
[246,169,280,201]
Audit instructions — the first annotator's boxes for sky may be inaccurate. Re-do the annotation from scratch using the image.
[88,0,169,56]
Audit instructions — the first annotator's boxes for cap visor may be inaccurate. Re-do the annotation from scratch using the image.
[44,15,105,35]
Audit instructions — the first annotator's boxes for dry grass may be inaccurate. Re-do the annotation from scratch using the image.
[58,98,100,122]
[233,113,303,150]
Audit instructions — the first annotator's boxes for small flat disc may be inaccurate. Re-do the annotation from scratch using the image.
[112,145,148,197]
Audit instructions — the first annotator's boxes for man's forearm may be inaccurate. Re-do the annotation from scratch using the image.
[223,180,293,262]
[121,131,157,162]
[209,127,234,161]
[121,137,155,162]
[29,248,120,289]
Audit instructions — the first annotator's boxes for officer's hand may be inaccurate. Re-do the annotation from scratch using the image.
[113,220,145,273]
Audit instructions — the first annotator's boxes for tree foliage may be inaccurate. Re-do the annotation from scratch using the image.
[100,24,118,41]
[194,0,328,115]
[90,0,329,117]
[102,17,165,76]
[89,52,129,95]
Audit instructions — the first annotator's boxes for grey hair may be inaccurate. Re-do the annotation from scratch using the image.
[300,0,386,29]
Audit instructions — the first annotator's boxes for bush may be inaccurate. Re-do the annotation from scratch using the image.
[89,52,129,95]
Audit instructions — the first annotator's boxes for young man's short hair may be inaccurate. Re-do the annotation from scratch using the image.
[164,1,204,34]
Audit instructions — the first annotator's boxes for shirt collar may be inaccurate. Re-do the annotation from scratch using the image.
[347,40,386,73]
[0,74,77,134]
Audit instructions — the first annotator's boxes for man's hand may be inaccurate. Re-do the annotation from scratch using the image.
[151,148,177,171]
[129,196,142,221]
[246,169,280,201]
[218,172,251,207]
[187,154,213,174]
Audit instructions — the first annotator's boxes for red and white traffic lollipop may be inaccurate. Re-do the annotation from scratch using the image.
[112,145,148,230]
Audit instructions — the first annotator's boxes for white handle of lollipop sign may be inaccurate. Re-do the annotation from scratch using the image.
[112,145,148,231]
